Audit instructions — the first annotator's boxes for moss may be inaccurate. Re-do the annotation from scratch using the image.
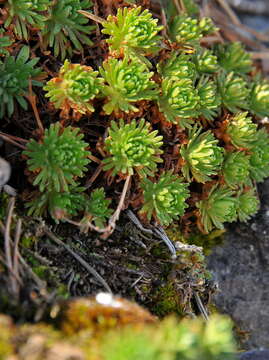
[0,315,14,358]
[188,229,225,255]
[153,281,184,317]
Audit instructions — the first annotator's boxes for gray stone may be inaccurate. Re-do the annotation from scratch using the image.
[239,350,269,360]
[207,178,269,349]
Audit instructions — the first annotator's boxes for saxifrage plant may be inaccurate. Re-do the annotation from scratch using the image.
[0,45,43,118]
[16,3,269,235]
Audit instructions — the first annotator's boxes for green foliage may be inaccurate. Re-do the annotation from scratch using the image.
[0,30,13,56]
[140,171,189,226]
[226,112,257,149]
[158,77,200,127]
[216,42,252,74]
[170,15,217,45]
[102,315,236,360]
[236,188,260,222]
[222,151,250,188]
[194,49,219,74]
[197,77,221,121]
[86,188,113,228]
[41,0,94,60]
[198,17,218,36]
[157,51,196,80]
[196,185,237,233]
[102,6,163,59]
[180,125,224,183]
[4,0,50,40]
[103,119,163,177]
[169,15,202,45]
[218,72,249,113]
[249,77,269,118]
[24,123,91,192]
[26,186,86,220]
[249,128,269,182]
[0,45,43,118]
[44,60,103,117]
[100,57,158,115]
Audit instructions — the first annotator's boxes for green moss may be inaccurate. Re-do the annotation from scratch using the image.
[153,282,184,317]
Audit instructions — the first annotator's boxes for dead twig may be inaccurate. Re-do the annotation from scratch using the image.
[85,163,103,189]
[44,228,112,293]
[27,80,44,134]
[216,0,241,26]
[13,218,22,296]
[4,197,15,287]
[0,132,26,150]
[78,10,105,24]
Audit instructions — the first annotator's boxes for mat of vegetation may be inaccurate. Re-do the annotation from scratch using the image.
[1,0,269,358]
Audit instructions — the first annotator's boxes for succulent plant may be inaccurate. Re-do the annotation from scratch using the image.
[218,72,249,113]
[222,151,250,188]
[103,118,163,177]
[102,6,163,59]
[197,77,221,121]
[4,0,50,40]
[157,77,200,127]
[169,15,202,45]
[194,49,219,74]
[85,188,113,228]
[140,171,189,226]
[0,45,43,118]
[170,15,217,45]
[180,125,224,183]
[215,42,252,74]
[236,188,260,222]
[99,57,158,115]
[226,112,257,149]
[157,51,196,80]
[249,77,269,118]
[27,186,86,221]
[196,185,238,233]
[249,128,269,182]
[24,123,91,192]
[41,0,94,60]
[44,60,103,117]
[198,17,218,36]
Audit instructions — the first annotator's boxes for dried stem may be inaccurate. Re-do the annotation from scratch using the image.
[78,10,105,24]
[44,228,112,293]
[0,132,26,150]
[27,80,44,134]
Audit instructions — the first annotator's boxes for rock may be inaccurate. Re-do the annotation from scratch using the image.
[239,350,269,360]
[207,178,269,349]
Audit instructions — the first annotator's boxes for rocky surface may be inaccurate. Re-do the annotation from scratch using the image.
[208,178,269,349]
[239,350,269,360]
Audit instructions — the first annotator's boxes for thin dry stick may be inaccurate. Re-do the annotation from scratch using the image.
[18,253,47,290]
[44,228,112,293]
[216,0,241,26]
[0,253,23,285]
[12,218,22,295]
[78,10,105,24]
[173,0,182,13]
[0,131,27,143]
[106,175,131,234]
[0,133,26,150]
[250,52,269,60]
[194,291,209,321]
[27,80,44,134]
[89,154,102,164]
[4,197,15,279]
[85,163,103,189]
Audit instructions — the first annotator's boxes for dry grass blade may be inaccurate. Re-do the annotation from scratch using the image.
[44,228,112,293]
